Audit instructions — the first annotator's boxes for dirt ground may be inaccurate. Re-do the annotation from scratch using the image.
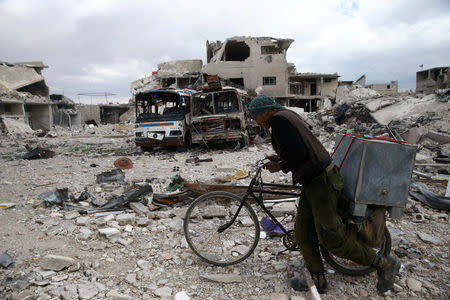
[0,122,449,300]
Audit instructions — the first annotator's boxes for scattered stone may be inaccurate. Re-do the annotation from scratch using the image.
[76,216,90,226]
[98,227,120,241]
[136,218,149,226]
[200,274,243,283]
[154,286,172,297]
[77,228,93,240]
[393,283,404,293]
[40,255,76,271]
[65,211,80,220]
[417,232,444,245]
[104,214,115,222]
[129,202,150,216]
[51,274,68,282]
[407,278,422,292]
[269,293,289,300]
[106,289,133,299]
[174,291,190,300]
[116,213,136,225]
[78,282,99,299]
[125,273,137,285]
[124,224,133,232]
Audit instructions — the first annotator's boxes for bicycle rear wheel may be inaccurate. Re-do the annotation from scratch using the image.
[320,227,392,276]
[183,191,260,266]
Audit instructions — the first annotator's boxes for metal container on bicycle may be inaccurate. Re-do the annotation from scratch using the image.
[332,134,417,218]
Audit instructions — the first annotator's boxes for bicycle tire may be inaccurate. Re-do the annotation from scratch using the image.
[183,191,260,266]
[320,227,392,276]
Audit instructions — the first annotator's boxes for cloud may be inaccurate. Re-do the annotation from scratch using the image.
[0,0,448,97]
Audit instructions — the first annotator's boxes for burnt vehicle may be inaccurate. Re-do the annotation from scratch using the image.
[134,89,193,149]
[188,87,263,146]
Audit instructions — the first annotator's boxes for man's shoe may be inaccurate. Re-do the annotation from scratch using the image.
[289,272,328,294]
[372,254,401,294]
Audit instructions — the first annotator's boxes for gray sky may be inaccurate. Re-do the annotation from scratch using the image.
[1,0,449,103]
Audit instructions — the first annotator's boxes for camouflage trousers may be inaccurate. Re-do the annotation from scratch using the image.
[295,165,376,273]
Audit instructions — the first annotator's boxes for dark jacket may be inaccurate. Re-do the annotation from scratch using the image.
[270,109,332,184]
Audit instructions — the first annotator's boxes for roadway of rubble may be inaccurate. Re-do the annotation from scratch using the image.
[1,91,449,300]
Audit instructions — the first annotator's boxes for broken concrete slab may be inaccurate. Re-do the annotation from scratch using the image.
[40,255,76,271]
[98,227,120,241]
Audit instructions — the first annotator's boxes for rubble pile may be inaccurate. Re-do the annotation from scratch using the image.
[0,91,449,299]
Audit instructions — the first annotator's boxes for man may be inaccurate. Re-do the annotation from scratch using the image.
[247,95,400,294]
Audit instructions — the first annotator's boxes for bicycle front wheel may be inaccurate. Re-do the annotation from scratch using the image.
[183,191,260,266]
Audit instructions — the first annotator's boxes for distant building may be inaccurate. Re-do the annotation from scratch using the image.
[416,66,449,94]
[366,81,398,96]
[202,36,338,111]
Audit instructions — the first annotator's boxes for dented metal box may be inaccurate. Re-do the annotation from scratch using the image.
[333,135,417,218]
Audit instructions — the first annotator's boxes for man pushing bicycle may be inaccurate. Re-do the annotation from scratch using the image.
[247,95,400,295]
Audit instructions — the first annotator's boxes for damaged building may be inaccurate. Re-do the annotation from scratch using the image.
[416,66,449,94]
[131,60,202,94]
[0,61,53,130]
[202,36,339,111]
[0,61,84,131]
[354,74,398,96]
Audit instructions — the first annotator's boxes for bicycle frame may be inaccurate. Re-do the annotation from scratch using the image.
[218,159,302,234]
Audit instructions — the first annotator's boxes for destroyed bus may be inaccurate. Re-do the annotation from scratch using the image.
[187,87,263,146]
[134,89,193,150]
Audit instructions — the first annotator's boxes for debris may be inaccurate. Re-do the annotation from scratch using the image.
[40,254,76,271]
[166,174,185,192]
[175,291,191,300]
[98,227,120,241]
[406,278,422,292]
[152,190,192,207]
[0,252,14,268]
[116,213,136,226]
[216,170,250,183]
[129,202,149,216]
[260,217,288,237]
[186,157,213,164]
[114,157,133,170]
[78,282,99,300]
[409,181,450,211]
[154,286,173,298]
[22,145,55,159]
[99,183,152,210]
[0,202,16,209]
[39,188,69,207]
[200,274,243,283]
[2,275,30,292]
[417,232,444,245]
[96,169,127,184]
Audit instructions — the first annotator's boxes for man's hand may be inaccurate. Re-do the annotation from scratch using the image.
[265,154,281,162]
[263,161,281,173]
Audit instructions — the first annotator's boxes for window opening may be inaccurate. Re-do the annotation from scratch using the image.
[263,77,276,86]
[224,40,250,61]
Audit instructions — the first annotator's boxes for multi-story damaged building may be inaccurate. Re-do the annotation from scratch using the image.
[202,36,339,111]
[416,66,449,94]
[131,60,202,94]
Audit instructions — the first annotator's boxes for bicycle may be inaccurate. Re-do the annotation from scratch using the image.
[183,159,392,276]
